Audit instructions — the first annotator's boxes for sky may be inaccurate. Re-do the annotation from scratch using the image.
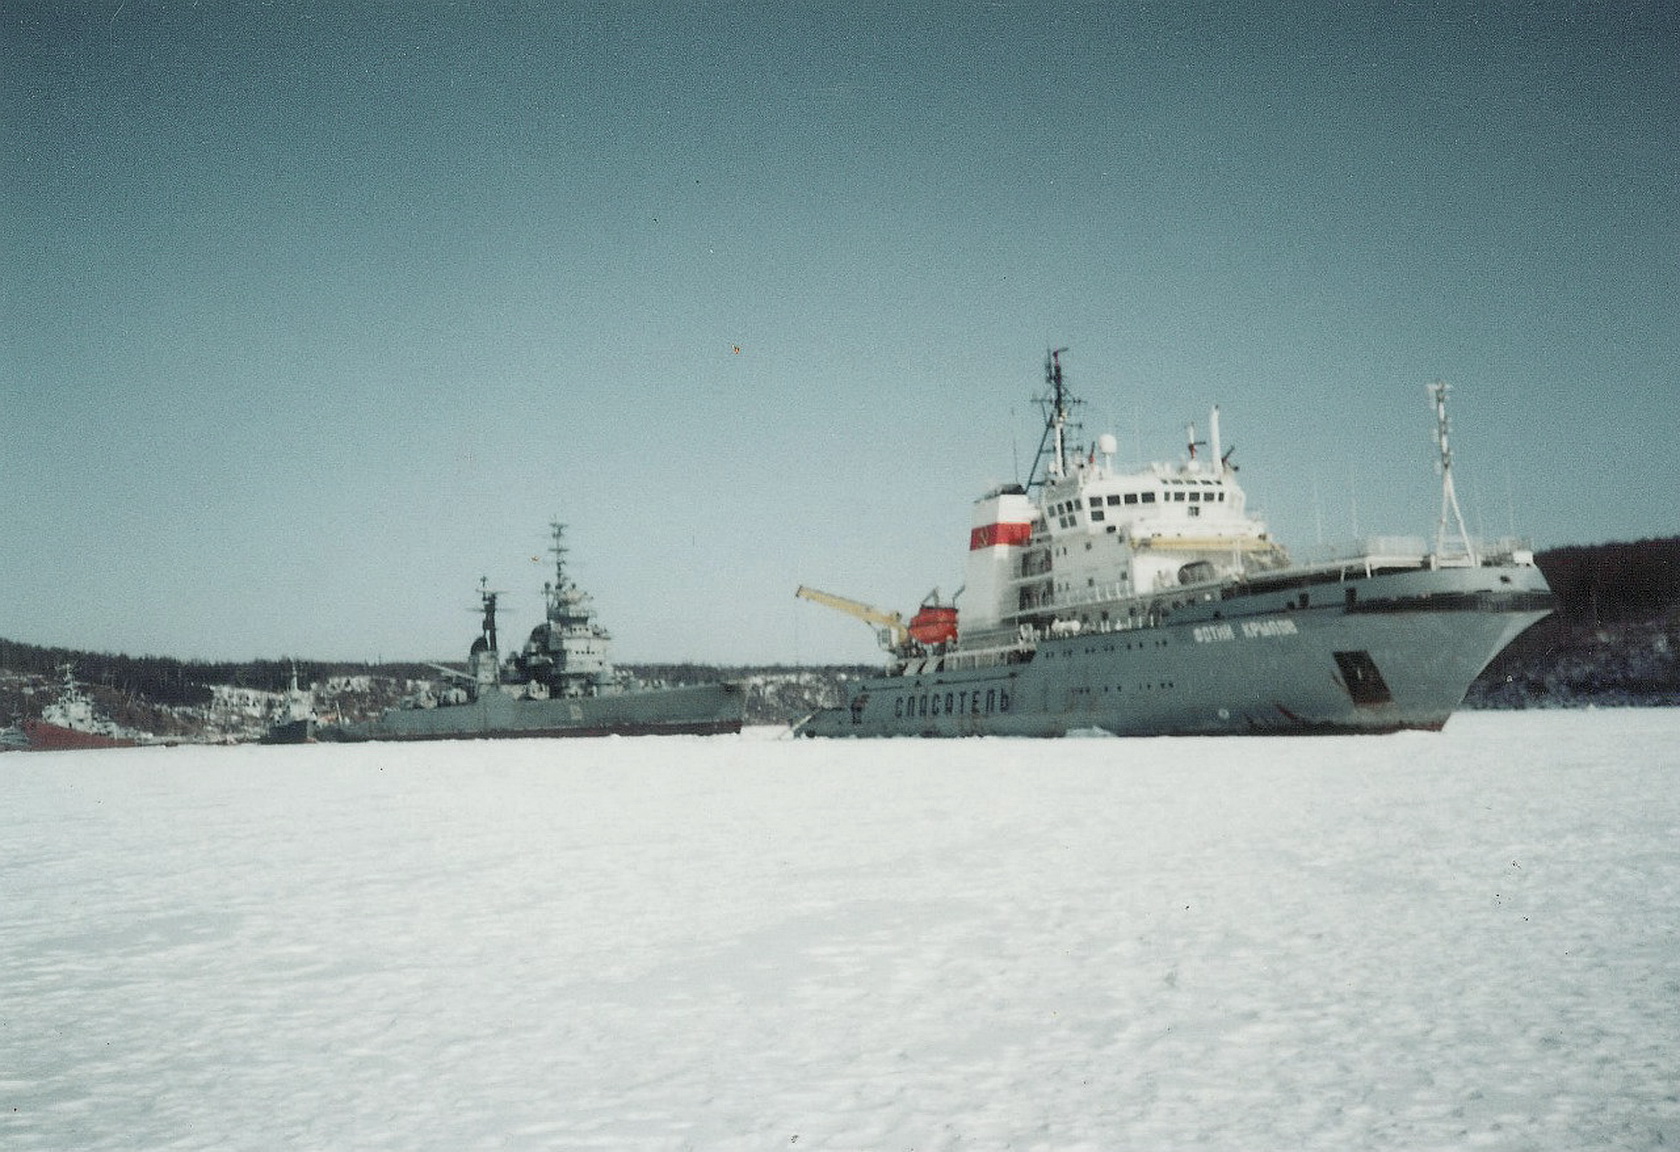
[3,1,1676,665]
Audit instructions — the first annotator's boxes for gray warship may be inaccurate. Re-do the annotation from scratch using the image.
[796,352,1552,738]
[323,524,744,742]
[259,664,318,745]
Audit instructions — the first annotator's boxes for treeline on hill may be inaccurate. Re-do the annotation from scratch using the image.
[0,640,436,709]
[1532,537,1680,621]
[1468,536,1679,708]
[0,636,871,731]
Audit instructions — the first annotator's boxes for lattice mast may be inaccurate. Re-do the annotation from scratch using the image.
[544,521,588,624]
[1027,347,1082,491]
[1429,380,1478,565]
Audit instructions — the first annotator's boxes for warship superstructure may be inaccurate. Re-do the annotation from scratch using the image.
[5,666,140,751]
[322,524,744,742]
[796,351,1552,737]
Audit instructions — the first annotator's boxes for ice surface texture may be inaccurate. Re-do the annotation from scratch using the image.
[4,712,1678,1150]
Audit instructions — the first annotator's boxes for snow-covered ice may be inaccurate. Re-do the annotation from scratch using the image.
[4,711,1678,1151]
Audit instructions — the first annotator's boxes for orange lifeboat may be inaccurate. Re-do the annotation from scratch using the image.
[908,604,959,646]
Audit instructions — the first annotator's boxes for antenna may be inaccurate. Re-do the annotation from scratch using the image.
[1429,380,1478,565]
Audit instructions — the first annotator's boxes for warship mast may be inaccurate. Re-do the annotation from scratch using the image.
[545,521,575,623]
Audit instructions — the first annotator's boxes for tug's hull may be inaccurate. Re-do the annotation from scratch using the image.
[797,564,1550,738]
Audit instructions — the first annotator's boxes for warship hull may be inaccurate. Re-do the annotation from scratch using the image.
[323,680,745,743]
[797,564,1550,738]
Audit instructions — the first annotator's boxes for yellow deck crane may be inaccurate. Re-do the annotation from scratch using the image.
[794,585,910,652]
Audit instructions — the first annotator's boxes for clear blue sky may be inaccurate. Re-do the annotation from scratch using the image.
[4,1,1675,665]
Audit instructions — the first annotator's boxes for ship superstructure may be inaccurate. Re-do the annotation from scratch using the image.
[796,352,1552,737]
[10,666,140,751]
[959,348,1288,653]
[509,523,619,698]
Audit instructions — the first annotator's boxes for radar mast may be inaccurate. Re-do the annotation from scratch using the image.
[544,520,590,624]
[1028,348,1082,491]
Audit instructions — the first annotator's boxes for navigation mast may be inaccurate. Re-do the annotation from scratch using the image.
[1028,347,1081,491]
[1429,380,1478,566]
